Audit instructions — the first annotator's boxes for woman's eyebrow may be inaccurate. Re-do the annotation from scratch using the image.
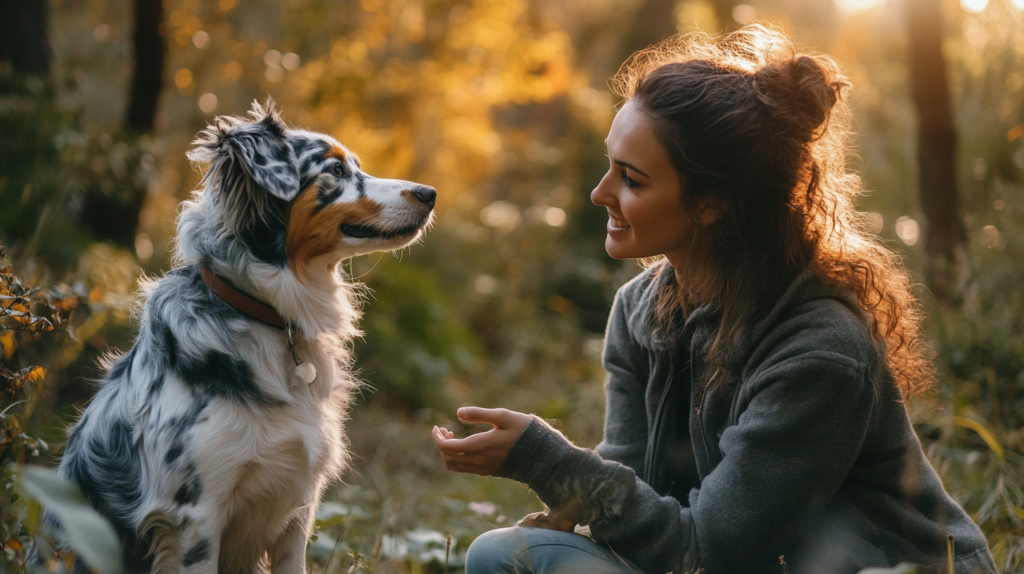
[604,141,650,178]
[615,159,650,178]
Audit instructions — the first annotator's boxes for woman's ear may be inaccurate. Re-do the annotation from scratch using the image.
[697,201,720,225]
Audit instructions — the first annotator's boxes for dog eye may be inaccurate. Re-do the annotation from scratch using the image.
[331,164,344,177]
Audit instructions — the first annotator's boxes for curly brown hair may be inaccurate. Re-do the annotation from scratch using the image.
[612,24,935,398]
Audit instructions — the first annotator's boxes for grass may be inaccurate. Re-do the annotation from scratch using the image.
[305,406,541,573]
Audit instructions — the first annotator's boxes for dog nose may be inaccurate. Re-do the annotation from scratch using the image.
[412,186,436,208]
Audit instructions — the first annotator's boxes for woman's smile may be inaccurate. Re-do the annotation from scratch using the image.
[607,215,630,230]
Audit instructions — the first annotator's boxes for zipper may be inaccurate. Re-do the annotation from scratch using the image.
[696,378,713,470]
[643,357,674,486]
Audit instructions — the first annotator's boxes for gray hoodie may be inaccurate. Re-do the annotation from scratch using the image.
[495,264,996,574]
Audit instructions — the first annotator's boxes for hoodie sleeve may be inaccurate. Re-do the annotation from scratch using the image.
[593,289,649,473]
[494,417,702,573]
[494,350,874,574]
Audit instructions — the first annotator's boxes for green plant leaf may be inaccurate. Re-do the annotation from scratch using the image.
[17,466,123,574]
[952,416,1004,459]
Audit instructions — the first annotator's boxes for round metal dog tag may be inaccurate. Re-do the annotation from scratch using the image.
[295,361,317,385]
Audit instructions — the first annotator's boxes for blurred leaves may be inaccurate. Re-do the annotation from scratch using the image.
[0,250,75,468]
[952,416,1004,459]
[17,466,122,574]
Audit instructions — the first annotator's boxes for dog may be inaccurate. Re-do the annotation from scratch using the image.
[56,99,435,573]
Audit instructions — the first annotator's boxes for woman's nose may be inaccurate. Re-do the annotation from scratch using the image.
[591,171,614,207]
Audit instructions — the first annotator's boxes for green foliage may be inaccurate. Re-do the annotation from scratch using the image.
[17,466,122,574]
[0,249,90,573]
[355,258,482,411]
[916,178,1024,572]
[0,69,157,268]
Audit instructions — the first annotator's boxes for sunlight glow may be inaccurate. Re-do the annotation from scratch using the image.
[93,24,111,42]
[281,53,301,71]
[833,0,887,14]
[732,4,756,23]
[544,207,566,226]
[134,234,153,261]
[174,69,193,91]
[198,93,218,114]
[895,216,920,246]
[960,0,989,13]
[474,275,497,294]
[980,225,1001,249]
[480,201,522,232]
[192,31,209,49]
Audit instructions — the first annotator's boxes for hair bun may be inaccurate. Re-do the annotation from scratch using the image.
[754,55,846,139]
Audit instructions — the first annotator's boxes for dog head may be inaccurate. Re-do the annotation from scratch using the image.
[187,99,435,277]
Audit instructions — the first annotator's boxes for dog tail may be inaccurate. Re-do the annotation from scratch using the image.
[142,510,179,574]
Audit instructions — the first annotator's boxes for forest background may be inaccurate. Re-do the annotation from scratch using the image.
[1,0,1023,571]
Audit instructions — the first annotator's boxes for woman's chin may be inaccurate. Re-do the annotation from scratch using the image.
[604,237,638,260]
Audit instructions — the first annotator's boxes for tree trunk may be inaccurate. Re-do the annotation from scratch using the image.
[0,0,51,75]
[82,0,167,248]
[617,0,682,68]
[125,0,165,132]
[904,0,969,301]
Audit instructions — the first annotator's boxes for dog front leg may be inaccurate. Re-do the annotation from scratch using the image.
[178,515,222,574]
[269,504,315,574]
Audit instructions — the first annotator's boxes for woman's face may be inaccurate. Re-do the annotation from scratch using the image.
[591,100,695,268]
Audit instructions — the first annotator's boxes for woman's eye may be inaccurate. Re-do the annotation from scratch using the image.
[621,170,639,189]
[332,164,344,177]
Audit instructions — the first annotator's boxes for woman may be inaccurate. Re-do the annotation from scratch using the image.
[431,25,995,574]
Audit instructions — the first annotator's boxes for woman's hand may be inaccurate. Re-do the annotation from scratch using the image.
[518,511,576,532]
[431,407,532,476]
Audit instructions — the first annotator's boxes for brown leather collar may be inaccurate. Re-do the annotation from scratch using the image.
[199,264,287,329]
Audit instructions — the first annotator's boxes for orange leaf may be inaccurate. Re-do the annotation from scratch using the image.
[4,537,23,551]
[26,366,47,382]
[0,330,14,360]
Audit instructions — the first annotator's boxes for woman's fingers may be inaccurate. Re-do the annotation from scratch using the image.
[432,427,499,453]
[517,511,576,532]
[456,406,513,427]
[518,512,563,530]
[431,425,450,449]
[458,407,533,436]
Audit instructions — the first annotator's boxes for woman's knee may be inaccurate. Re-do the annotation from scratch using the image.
[465,528,522,574]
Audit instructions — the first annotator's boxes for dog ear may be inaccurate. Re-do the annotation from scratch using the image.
[189,98,300,202]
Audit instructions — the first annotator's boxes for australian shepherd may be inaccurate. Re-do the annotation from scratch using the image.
[56,100,435,573]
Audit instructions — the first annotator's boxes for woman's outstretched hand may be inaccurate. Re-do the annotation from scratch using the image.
[431,407,532,476]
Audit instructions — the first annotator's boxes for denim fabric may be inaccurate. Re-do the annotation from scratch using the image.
[466,527,641,574]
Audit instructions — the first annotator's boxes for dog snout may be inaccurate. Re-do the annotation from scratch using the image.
[411,186,436,209]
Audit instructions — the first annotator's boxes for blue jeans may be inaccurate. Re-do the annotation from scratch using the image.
[465,527,642,574]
